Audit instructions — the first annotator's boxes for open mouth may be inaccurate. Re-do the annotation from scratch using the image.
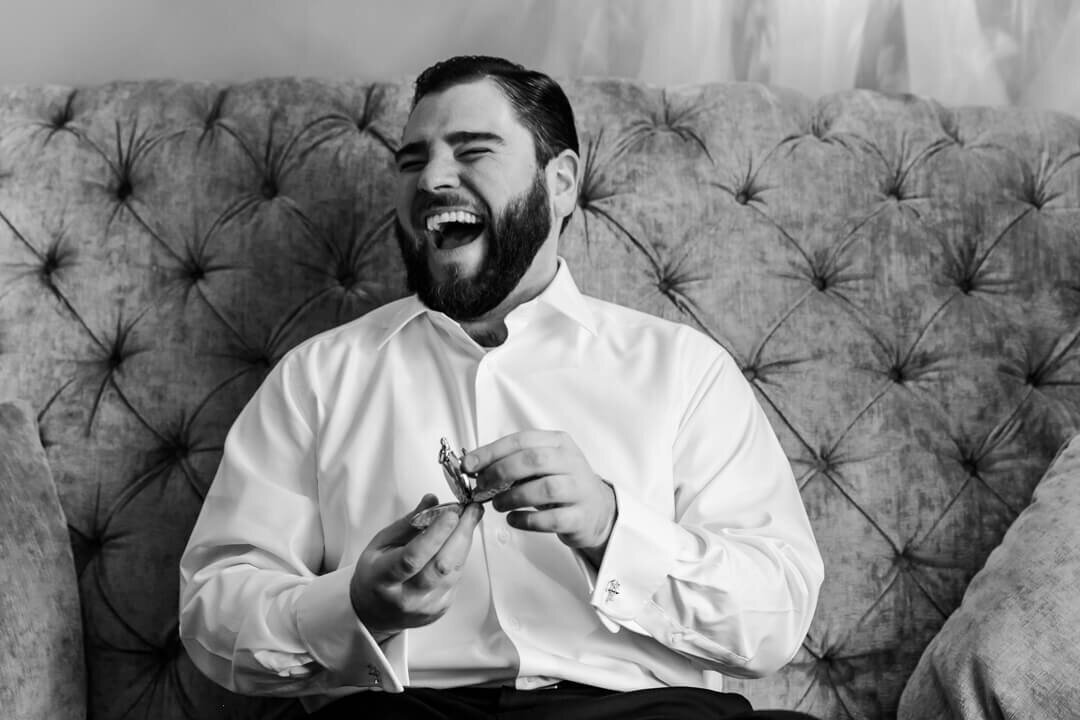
[424,210,486,251]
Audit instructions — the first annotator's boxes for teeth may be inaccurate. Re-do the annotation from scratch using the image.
[425,210,482,232]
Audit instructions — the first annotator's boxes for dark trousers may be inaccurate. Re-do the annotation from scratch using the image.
[310,682,820,719]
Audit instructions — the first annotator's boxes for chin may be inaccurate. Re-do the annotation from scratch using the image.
[426,238,488,281]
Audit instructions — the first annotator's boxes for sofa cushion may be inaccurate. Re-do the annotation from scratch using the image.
[898,431,1080,719]
[0,400,86,720]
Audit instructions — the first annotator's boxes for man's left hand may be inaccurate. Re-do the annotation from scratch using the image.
[464,430,616,562]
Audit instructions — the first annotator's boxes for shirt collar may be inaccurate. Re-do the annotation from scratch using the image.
[530,257,597,336]
[374,257,596,350]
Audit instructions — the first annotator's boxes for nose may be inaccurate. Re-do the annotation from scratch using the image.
[416,152,460,193]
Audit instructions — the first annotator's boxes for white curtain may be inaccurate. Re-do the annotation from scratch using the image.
[395,0,1080,117]
[6,0,1075,115]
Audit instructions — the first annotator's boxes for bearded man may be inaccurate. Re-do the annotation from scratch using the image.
[180,55,824,720]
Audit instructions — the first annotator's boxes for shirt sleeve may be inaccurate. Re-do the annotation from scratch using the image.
[587,330,824,678]
[178,351,407,696]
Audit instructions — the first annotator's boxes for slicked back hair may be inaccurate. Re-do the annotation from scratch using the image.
[411,57,579,232]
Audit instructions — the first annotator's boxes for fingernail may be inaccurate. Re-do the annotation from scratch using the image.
[462,454,476,472]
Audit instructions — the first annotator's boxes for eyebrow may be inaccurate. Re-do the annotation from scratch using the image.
[393,131,506,163]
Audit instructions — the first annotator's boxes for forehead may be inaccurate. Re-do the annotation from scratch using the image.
[402,78,533,148]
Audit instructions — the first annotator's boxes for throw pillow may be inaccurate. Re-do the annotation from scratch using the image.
[0,400,86,720]
[898,431,1080,719]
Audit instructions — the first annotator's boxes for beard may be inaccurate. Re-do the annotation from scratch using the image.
[395,171,552,321]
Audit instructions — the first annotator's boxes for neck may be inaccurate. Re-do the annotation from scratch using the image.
[458,251,558,347]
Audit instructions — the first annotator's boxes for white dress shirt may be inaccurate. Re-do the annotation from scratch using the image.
[179,260,823,712]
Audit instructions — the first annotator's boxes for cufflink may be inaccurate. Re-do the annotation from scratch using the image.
[604,579,621,603]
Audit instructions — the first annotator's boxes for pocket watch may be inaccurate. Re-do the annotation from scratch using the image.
[409,438,512,529]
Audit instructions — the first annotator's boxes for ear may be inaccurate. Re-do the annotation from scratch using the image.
[546,148,580,225]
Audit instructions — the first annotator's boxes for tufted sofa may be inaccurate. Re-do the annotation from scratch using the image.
[1,76,1079,720]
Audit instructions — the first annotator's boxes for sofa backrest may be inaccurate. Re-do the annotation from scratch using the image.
[1,78,1078,719]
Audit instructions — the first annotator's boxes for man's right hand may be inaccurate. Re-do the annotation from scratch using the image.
[349,494,483,637]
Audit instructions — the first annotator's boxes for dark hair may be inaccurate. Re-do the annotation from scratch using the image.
[412,55,579,169]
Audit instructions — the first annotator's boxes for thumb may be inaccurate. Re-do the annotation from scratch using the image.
[372,494,439,547]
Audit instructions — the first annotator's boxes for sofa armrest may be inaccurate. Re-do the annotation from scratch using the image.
[898,431,1080,719]
[0,400,86,720]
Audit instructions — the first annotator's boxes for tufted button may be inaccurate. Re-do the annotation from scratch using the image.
[261,177,279,199]
[39,241,72,286]
[69,525,105,577]
[114,176,133,202]
[46,90,78,134]
[105,340,131,370]
[814,447,834,475]
[336,265,358,290]
[816,652,856,685]
[937,109,963,145]
[179,243,219,286]
[246,351,273,369]
[807,108,833,140]
[185,262,206,283]
[162,431,192,464]
[97,316,146,374]
[1019,166,1055,209]
[41,254,59,278]
[204,88,228,130]
[50,107,72,130]
[158,625,184,662]
[960,453,981,478]
[887,365,905,384]
[648,262,699,302]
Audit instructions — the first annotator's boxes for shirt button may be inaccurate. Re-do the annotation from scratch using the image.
[509,617,522,631]
[496,528,510,544]
[669,632,683,644]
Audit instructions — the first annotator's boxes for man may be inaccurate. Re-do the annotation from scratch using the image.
[180,56,824,719]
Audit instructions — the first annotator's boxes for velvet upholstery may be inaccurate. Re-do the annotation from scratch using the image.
[0,400,85,720]
[897,432,1080,719]
[0,78,1078,719]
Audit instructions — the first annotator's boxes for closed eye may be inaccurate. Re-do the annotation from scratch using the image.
[458,147,492,160]
[396,158,424,173]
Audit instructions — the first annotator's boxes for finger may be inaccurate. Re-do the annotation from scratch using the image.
[462,430,568,474]
[371,494,440,548]
[505,506,580,535]
[411,502,484,590]
[379,501,463,583]
[490,474,573,512]
[474,446,572,494]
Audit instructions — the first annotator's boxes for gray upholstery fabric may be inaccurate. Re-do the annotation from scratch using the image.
[0,400,86,720]
[1,78,1078,718]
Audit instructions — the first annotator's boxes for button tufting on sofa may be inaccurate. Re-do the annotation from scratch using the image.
[2,77,1078,720]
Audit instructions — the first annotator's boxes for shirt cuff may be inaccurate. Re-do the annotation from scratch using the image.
[589,484,678,628]
[294,566,407,692]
